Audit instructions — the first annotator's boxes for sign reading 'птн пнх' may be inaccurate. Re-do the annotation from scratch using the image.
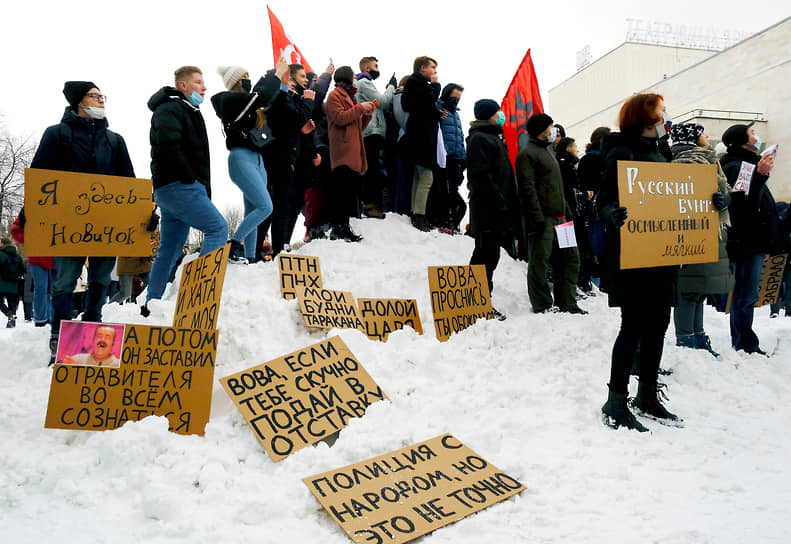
[618,161,719,270]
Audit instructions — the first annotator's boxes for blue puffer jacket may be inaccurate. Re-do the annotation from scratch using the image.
[438,100,465,160]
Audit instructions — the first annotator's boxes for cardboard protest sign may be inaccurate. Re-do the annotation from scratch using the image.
[296,286,365,331]
[303,433,526,544]
[428,265,493,342]
[618,161,718,269]
[219,336,386,462]
[278,254,322,300]
[173,244,229,329]
[24,168,154,257]
[358,298,423,342]
[732,161,755,193]
[45,324,218,435]
[756,253,787,307]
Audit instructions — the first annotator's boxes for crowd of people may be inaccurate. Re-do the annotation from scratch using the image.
[2,59,788,433]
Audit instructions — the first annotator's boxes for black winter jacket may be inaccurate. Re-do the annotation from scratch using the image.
[148,87,211,197]
[31,108,135,178]
[466,121,518,235]
[598,132,677,308]
[264,87,314,167]
[577,149,603,194]
[401,72,442,168]
[0,245,24,295]
[720,146,781,259]
[210,74,281,152]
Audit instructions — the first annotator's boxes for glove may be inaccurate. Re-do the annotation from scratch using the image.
[388,73,398,88]
[712,191,731,211]
[528,222,546,237]
[145,210,160,232]
[601,205,628,228]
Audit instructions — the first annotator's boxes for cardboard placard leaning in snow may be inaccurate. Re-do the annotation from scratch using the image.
[617,161,718,269]
[358,298,423,342]
[173,244,229,329]
[45,324,218,435]
[220,336,386,462]
[428,265,493,342]
[303,433,526,544]
[24,168,154,257]
[279,254,322,300]
[296,286,364,331]
[756,253,787,307]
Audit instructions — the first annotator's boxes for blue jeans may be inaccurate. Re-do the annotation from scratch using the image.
[229,147,273,259]
[52,256,116,336]
[30,265,56,325]
[730,254,764,352]
[146,182,228,303]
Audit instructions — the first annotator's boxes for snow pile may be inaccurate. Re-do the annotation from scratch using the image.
[2,213,790,543]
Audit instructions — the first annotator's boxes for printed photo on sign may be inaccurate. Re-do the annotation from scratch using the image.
[617,161,719,269]
[428,265,493,342]
[219,336,387,462]
[55,321,125,367]
[303,433,526,544]
[45,324,218,436]
[24,168,154,257]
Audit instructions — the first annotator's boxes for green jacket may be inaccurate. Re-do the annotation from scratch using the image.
[515,136,570,231]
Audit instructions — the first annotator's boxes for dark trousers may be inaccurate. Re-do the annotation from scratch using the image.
[470,231,501,294]
[330,166,362,226]
[674,292,707,337]
[609,301,671,394]
[52,256,115,337]
[259,159,296,257]
[394,139,413,216]
[1,293,19,320]
[527,227,580,312]
[730,254,764,351]
[362,135,385,208]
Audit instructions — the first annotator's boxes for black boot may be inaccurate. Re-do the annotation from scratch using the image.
[330,224,362,243]
[601,389,648,432]
[411,214,431,232]
[228,240,248,264]
[631,381,684,427]
[694,332,719,358]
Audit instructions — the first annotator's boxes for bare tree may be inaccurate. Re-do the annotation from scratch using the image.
[0,132,36,234]
[223,204,244,236]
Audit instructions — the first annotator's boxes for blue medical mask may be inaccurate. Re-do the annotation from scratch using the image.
[496,111,506,127]
[548,126,558,142]
[753,134,762,150]
[189,91,203,107]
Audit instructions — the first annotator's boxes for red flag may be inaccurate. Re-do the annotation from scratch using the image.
[267,6,314,73]
[501,49,544,165]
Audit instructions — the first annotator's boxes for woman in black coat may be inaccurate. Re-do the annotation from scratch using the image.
[597,93,682,432]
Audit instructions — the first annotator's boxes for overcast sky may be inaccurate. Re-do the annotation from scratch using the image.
[2,0,788,211]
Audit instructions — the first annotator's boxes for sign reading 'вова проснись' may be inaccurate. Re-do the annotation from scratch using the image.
[618,161,718,270]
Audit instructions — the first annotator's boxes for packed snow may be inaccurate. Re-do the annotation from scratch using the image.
[2,214,790,543]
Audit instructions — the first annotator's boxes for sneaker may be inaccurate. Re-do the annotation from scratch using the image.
[770,311,779,318]
[492,307,506,321]
[228,240,248,264]
[601,390,648,432]
[566,306,588,315]
[48,337,59,366]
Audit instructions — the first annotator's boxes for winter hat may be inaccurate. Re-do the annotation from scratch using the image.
[555,124,566,138]
[474,99,500,121]
[63,81,97,111]
[334,66,355,85]
[526,113,553,137]
[670,123,705,146]
[722,122,754,148]
[217,66,247,90]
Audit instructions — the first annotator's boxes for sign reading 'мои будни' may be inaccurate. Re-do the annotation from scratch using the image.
[24,168,154,257]
[617,161,718,270]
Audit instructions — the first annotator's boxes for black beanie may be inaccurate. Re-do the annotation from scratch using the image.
[526,113,553,137]
[474,99,500,121]
[63,81,97,111]
[722,122,754,148]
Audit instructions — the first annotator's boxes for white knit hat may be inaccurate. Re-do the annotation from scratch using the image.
[217,65,248,91]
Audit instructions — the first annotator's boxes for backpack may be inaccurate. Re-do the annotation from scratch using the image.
[0,252,24,283]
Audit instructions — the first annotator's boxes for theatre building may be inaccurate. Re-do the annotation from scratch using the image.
[548,16,791,199]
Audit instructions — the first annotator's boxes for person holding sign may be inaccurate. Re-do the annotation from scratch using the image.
[466,99,519,319]
[30,81,137,364]
[719,123,778,355]
[211,61,284,264]
[597,93,682,431]
[515,113,584,314]
[144,66,229,316]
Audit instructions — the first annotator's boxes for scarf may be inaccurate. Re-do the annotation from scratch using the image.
[336,81,357,103]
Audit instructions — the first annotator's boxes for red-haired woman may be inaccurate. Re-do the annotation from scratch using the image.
[597,93,682,432]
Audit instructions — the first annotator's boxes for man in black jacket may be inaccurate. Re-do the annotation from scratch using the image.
[720,122,776,354]
[144,66,228,314]
[466,99,518,319]
[31,81,136,362]
[402,56,444,231]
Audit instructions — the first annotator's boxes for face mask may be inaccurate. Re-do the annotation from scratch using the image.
[444,97,459,109]
[753,134,762,149]
[369,70,380,80]
[496,111,506,127]
[189,91,203,107]
[240,79,252,93]
[81,105,106,120]
[656,113,672,139]
[548,126,558,142]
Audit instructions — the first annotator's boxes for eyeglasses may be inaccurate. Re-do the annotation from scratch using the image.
[85,93,107,102]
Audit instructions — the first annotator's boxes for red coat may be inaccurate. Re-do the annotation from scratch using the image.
[11,214,54,269]
[326,87,371,174]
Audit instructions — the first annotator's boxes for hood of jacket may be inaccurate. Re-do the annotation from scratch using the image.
[148,86,195,112]
[468,120,502,136]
